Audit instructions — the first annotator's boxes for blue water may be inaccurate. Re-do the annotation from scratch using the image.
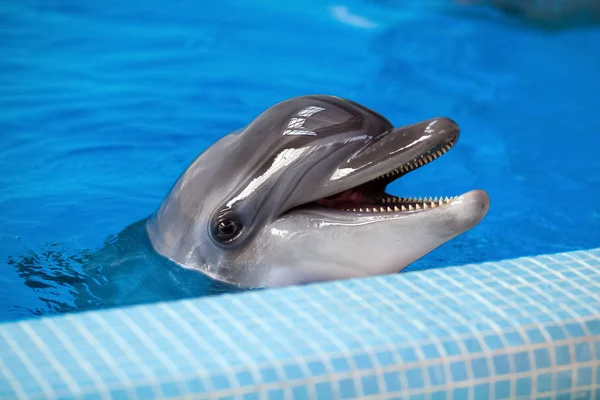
[1,0,599,322]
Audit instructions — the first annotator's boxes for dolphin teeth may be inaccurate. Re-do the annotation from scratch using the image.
[423,203,429,209]
[415,204,422,210]
[417,197,423,202]
[444,196,450,203]
[359,208,364,212]
[365,208,371,212]
[433,197,439,202]
[431,202,437,208]
[385,206,391,212]
[438,199,444,206]
[353,208,357,212]
[408,204,414,211]
[426,155,433,162]
[401,205,407,211]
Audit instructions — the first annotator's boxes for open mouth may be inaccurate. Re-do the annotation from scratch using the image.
[314,135,459,213]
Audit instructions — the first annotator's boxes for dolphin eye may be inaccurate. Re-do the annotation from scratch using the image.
[211,215,243,244]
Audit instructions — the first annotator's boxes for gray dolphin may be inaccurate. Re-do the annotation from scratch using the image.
[147,95,490,288]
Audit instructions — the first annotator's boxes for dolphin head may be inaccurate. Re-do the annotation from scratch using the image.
[147,95,490,288]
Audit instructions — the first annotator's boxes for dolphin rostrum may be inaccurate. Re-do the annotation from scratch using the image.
[147,95,490,288]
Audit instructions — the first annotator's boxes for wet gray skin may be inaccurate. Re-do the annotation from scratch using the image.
[147,95,490,288]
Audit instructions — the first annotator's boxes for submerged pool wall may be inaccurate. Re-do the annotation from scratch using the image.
[1,248,599,399]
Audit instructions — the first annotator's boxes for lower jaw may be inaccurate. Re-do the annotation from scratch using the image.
[314,193,459,213]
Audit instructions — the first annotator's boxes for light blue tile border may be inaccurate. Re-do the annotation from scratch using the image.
[1,248,599,399]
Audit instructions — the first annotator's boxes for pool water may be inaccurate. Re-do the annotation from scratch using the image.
[1,0,599,322]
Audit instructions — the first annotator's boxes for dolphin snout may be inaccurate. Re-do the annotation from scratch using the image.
[426,117,460,139]
[443,189,490,234]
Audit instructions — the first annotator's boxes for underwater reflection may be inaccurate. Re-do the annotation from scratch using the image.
[8,219,247,319]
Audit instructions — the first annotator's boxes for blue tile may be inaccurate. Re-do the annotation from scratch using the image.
[307,361,327,376]
[421,344,441,359]
[135,386,155,399]
[586,320,600,335]
[537,373,552,393]
[361,375,379,396]
[384,371,401,392]
[450,362,467,382]
[211,374,231,390]
[555,345,571,365]
[516,377,532,397]
[398,347,418,362]
[473,383,490,400]
[577,367,592,386]
[375,351,396,366]
[236,371,254,386]
[339,378,356,399]
[109,389,129,399]
[81,394,102,400]
[545,326,567,341]
[315,382,333,400]
[494,380,511,399]
[575,342,592,362]
[555,394,572,400]
[292,386,309,399]
[406,368,424,389]
[556,370,573,390]
[463,338,482,353]
[431,391,447,400]
[534,349,551,368]
[442,341,461,356]
[268,389,285,400]
[493,355,510,375]
[331,358,351,373]
[161,382,180,397]
[284,364,304,380]
[352,354,372,369]
[526,328,546,344]
[185,378,206,393]
[513,351,530,373]
[484,335,503,350]
[260,368,279,383]
[452,387,469,399]
[428,365,446,386]
[504,331,525,346]
[471,358,489,379]
[565,323,586,338]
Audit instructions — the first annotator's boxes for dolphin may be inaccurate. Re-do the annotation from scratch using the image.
[147,95,490,288]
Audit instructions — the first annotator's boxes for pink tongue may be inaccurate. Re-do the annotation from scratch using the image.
[315,189,376,209]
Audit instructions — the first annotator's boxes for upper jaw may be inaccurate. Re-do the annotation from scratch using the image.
[323,117,460,193]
